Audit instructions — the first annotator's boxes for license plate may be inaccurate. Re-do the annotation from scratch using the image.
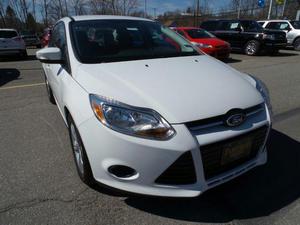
[221,137,252,165]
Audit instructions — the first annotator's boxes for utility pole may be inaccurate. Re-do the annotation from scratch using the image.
[268,0,273,19]
[123,0,126,16]
[237,0,242,19]
[153,8,157,20]
[144,0,147,18]
[281,0,287,18]
[196,0,200,27]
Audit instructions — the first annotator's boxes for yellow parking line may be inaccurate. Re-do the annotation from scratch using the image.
[0,82,45,90]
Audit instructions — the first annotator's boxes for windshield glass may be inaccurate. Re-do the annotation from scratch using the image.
[241,21,263,31]
[0,30,18,38]
[291,21,300,29]
[71,20,201,63]
[185,29,215,39]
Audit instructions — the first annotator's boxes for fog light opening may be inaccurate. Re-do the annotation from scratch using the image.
[108,165,138,180]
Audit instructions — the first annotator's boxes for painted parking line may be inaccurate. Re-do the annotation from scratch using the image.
[0,82,45,90]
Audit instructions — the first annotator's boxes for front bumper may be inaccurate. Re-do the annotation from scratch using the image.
[78,104,271,197]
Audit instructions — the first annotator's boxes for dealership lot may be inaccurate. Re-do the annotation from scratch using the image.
[0,49,300,225]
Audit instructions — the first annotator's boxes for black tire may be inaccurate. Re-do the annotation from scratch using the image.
[67,115,94,186]
[19,50,27,59]
[294,38,300,51]
[44,74,56,104]
[268,49,279,56]
[244,40,260,56]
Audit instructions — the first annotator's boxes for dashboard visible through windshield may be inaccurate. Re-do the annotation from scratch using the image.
[70,20,201,63]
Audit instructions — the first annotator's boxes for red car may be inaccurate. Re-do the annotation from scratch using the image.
[173,27,231,60]
[40,28,52,47]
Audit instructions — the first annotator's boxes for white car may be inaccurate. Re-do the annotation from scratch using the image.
[258,20,300,51]
[0,29,27,58]
[36,16,272,197]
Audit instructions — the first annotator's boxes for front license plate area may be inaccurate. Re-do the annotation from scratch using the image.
[221,137,252,165]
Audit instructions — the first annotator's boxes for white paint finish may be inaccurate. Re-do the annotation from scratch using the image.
[36,16,271,197]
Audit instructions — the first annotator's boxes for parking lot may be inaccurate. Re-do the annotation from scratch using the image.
[0,49,300,225]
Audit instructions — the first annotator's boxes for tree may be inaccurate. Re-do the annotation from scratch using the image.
[0,1,6,27]
[26,12,36,30]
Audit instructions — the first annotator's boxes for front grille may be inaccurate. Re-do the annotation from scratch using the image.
[201,125,268,180]
[186,104,264,131]
[155,151,196,185]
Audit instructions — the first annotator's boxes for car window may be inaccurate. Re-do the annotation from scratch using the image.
[266,22,290,30]
[185,29,215,39]
[201,21,219,31]
[258,22,265,27]
[219,21,241,31]
[290,21,300,29]
[0,30,18,38]
[240,21,262,31]
[70,20,201,63]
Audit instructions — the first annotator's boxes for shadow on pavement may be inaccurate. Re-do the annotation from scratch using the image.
[0,55,36,62]
[125,129,300,223]
[270,51,299,57]
[0,69,21,87]
[223,57,242,64]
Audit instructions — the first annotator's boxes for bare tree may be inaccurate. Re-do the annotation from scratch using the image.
[0,1,6,27]
[70,0,87,15]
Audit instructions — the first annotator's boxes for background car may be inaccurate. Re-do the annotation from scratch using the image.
[36,16,271,197]
[201,20,287,56]
[172,27,231,60]
[0,29,27,58]
[20,31,41,48]
[40,28,51,47]
[258,20,300,51]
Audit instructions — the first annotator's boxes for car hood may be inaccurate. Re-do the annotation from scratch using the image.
[191,38,229,47]
[75,55,263,124]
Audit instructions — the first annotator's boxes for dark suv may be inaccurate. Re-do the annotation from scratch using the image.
[201,20,287,55]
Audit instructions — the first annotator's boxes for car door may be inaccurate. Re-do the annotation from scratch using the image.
[266,21,292,44]
[215,21,242,49]
[47,22,71,112]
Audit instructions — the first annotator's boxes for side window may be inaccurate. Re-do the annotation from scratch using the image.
[266,22,290,30]
[176,30,186,38]
[219,22,241,31]
[201,21,218,31]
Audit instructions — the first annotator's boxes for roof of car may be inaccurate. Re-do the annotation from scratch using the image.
[70,15,153,22]
[0,28,18,31]
[258,20,290,22]
[173,27,202,30]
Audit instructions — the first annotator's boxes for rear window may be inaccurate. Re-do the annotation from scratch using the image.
[185,29,215,39]
[0,30,18,38]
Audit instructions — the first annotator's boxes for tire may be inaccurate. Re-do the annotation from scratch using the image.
[19,50,27,59]
[268,49,279,56]
[67,115,94,186]
[44,74,56,104]
[294,38,300,51]
[244,40,260,56]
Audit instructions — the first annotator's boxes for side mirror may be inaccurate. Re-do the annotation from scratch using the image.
[36,47,63,64]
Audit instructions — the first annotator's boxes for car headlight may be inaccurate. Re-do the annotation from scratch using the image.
[249,75,273,116]
[89,94,176,140]
[262,34,275,40]
[191,42,213,48]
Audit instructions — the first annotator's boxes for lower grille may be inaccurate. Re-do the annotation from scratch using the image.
[155,151,196,185]
[201,125,268,180]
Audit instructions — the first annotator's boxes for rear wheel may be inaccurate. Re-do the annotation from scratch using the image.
[44,74,56,104]
[67,115,94,186]
[244,40,260,56]
[294,38,300,51]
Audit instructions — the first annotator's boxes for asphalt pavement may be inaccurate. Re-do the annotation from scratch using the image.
[0,49,300,225]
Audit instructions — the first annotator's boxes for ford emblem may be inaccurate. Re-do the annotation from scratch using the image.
[225,112,246,127]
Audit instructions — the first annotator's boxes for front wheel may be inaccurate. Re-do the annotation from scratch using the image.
[67,115,94,186]
[244,40,260,56]
[294,38,300,51]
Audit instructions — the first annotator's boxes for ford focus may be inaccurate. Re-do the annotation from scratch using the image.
[36,16,272,197]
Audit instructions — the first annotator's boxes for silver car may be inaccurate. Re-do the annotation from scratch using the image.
[258,20,300,51]
[0,29,27,58]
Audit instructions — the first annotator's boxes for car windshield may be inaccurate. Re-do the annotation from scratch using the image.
[185,29,215,39]
[291,21,300,29]
[0,30,18,38]
[70,20,201,63]
[241,21,263,31]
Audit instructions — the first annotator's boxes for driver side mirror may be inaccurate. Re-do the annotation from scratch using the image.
[36,47,63,64]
